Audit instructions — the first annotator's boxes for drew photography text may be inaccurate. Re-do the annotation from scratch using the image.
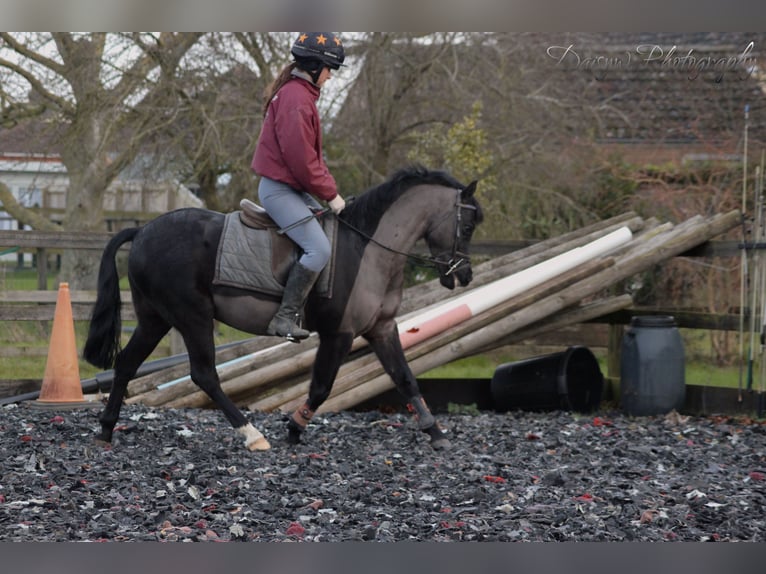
[546,41,758,82]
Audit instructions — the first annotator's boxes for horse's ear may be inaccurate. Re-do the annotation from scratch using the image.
[462,180,478,199]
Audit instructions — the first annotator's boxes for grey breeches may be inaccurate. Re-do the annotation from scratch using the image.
[257,177,331,273]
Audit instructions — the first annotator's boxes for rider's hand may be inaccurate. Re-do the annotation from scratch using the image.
[328,195,346,214]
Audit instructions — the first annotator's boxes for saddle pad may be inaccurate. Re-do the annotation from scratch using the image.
[213,211,336,298]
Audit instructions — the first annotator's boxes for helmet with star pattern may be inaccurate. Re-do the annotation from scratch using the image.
[291,32,345,70]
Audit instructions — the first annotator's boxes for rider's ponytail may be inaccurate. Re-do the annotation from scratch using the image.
[262,62,298,118]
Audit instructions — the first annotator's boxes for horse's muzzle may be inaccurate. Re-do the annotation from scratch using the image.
[439,259,473,289]
[454,264,473,287]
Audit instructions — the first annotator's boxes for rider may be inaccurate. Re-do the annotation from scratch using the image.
[251,32,346,341]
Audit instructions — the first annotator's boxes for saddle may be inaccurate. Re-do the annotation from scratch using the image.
[212,199,337,298]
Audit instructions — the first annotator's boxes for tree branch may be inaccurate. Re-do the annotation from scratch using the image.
[234,32,281,81]
[102,32,203,118]
[0,181,60,231]
[0,33,66,75]
[0,55,73,114]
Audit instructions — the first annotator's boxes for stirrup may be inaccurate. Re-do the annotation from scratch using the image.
[267,313,310,342]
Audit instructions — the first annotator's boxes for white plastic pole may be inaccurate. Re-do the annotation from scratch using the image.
[397,226,633,349]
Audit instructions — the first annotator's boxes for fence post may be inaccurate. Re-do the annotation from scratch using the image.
[607,322,623,401]
[36,248,48,290]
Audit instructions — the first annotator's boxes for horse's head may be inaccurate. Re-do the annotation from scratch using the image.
[426,180,483,290]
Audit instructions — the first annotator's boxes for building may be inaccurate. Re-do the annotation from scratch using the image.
[0,119,203,262]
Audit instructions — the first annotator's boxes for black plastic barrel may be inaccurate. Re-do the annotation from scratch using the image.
[620,315,685,416]
[491,346,603,413]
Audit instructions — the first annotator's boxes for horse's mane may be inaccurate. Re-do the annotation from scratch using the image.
[342,165,465,232]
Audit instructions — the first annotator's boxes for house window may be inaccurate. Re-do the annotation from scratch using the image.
[17,186,42,208]
[0,211,13,231]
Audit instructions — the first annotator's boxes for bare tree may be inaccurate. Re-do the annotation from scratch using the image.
[147,33,292,212]
[331,33,463,186]
[0,32,203,288]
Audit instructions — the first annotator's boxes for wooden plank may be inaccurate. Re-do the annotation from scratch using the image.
[0,304,136,321]
[470,239,538,256]
[0,229,113,250]
[0,290,132,303]
[0,228,742,257]
[590,307,741,331]
[473,238,746,258]
[123,337,279,398]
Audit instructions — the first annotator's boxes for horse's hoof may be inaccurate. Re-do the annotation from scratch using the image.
[423,422,450,450]
[286,417,305,444]
[431,437,451,451]
[247,437,271,451]
[286,429,303,445]
[94,437,112,448]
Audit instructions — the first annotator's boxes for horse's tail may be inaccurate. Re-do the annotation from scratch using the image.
[83,227,140,369]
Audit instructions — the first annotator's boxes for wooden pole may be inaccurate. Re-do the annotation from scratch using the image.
[125,336,288,398]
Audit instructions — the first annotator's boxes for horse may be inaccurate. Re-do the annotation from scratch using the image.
[83,165,483,452]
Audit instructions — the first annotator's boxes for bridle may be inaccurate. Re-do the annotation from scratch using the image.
[335,188,477,276]
[440,189,479,276]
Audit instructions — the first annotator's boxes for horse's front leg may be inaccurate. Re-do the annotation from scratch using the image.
[366,327,450,450]
[287,332,355,444]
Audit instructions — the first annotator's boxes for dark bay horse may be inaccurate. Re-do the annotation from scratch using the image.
[83,166,483,452]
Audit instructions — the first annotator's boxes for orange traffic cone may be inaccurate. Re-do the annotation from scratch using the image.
[32,282,94,409]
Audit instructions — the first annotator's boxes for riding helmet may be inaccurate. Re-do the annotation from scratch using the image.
[291,32,345,70]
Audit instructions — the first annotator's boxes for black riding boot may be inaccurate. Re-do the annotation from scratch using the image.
[267,263,319,342]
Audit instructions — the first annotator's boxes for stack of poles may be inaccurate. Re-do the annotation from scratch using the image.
[125,210,741,413]
[124,211,644,408]
[311,210,739,415]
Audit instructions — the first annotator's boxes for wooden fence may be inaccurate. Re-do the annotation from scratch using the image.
[0,222,743,329]
[0,216,746,406]
[0,225,742,320]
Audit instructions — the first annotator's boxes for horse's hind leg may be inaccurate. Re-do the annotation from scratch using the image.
[98,309,170,444]
[181,322,270,451]
[366,328,450,450]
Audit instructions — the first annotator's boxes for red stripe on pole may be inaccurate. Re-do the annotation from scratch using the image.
[399,303,473,349]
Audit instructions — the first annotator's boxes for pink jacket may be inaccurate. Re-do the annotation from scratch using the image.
[251,77,338,202]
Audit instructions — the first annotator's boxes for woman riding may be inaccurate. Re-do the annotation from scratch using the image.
[251,32,346,342]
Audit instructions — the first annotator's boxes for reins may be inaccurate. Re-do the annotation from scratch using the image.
[334,189,476,276]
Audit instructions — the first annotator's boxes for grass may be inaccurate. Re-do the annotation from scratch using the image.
[0,317,254,381]
[0,263,61,290]
[1,321,109,380]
